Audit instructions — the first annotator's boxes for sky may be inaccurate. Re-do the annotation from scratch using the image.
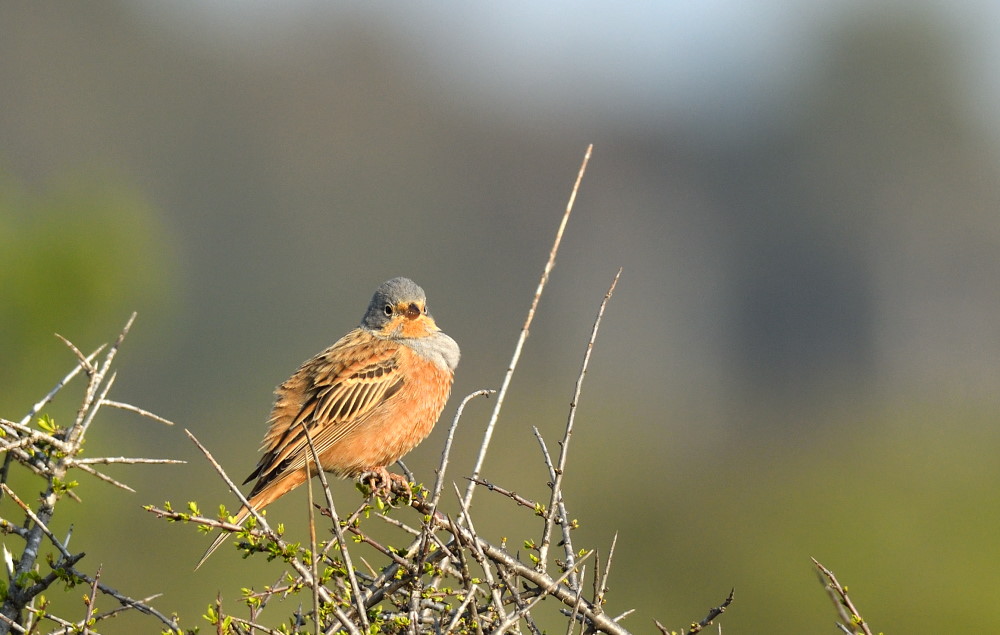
[136,0,1000,139]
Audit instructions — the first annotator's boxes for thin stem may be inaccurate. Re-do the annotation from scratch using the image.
[99,400,177,426]
[538,268,621,579]
[461,144,593,517]
[301,423,368,634]
[305,462,321,635]
[18,346,104,427]
[813,558,872,635]
[431,390,495,514]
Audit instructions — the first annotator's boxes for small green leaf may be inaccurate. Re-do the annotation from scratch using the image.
[37,414,57,433]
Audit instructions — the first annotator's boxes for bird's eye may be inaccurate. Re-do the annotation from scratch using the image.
[383,304,393,317]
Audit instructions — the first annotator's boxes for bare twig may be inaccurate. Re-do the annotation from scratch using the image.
[63,462,136,492]
[461,144,593,517]
[451,485,505,619]
[531,428,576,573]
[69,457,185,465]
[60,593,166,631]
[68,574,178,632]
[75,369,117,447]
[301,422,367,634]
[99,400,177,426]
[82,565,101,635]
[0,425,73,455]
[0,518,29,539]
[2,344,100,509]
[67,313,135,446]
[416,490,630,635]
[564,579,586,635]
[441,522,486,634]
[25,607,75,631]
[52,334,98,377]
[304,462,321,635]
[0,484,75,561]
[539,268,621,583]
[467,477,542,511]
[431,389,495,513]
[611,608,636,622]
[0,610,27,633]
[184,429,274,538]
[489,551,595,635]
[596,531,618,610]
[227,614,286,634]
[657,588,734,635]
[144,506,252,533]
[813,558,873,635]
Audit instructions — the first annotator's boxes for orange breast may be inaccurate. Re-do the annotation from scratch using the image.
[317,345,454,477]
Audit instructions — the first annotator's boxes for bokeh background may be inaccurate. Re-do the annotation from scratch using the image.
[3,1,1000,632]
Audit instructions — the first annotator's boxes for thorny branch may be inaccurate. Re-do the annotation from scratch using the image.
[0,314,184,634]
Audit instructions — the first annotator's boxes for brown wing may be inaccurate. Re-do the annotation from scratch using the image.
[244,330,404,497]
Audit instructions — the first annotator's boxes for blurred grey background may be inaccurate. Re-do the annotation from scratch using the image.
[2,1,999,632]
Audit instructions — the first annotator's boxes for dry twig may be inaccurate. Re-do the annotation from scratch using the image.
[813,558,874,635]
[460,144,594,518]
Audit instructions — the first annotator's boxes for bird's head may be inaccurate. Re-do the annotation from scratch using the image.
[361,277,441,339]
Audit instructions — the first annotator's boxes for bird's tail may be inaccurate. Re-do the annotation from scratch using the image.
[194,469,308,569]
[194,505,251,570]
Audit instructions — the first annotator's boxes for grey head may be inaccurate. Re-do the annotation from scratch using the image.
[360,277,429,331]
[359,277,459,371]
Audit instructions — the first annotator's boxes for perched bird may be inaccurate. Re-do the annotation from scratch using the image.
[196,277,460,569]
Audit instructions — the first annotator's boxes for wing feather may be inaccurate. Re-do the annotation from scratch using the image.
[244,333,405,495]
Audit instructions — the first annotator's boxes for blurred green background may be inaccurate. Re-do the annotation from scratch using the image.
[3,2,1000,632]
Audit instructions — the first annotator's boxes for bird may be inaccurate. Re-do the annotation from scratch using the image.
[196,277,460,569]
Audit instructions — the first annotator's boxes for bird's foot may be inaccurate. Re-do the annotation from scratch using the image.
[360,468,412,505]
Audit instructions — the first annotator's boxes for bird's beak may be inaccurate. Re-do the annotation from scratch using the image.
[390,302,439,338]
